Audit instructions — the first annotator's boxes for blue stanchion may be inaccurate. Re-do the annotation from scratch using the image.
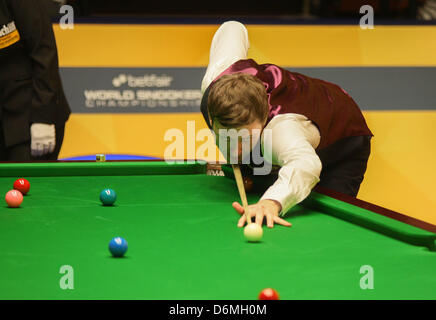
[61,154,161,161]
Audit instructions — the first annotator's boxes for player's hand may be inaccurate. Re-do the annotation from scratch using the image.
[30,123,56,157]
[232,200,292,228]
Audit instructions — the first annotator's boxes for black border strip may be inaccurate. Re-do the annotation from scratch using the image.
[52,16,436,25]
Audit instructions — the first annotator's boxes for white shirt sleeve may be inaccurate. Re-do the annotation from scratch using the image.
[201,21,250,94]
[260,114,322,216]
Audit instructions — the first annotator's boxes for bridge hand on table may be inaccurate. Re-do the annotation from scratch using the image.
[232,200,292,228]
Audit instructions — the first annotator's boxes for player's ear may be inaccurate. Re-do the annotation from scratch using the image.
[208,112,213,128]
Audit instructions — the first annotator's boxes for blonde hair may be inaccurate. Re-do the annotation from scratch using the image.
[207,73,269,128]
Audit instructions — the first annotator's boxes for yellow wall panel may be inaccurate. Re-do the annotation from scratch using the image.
[54,24,215,67]
[359,111,436,225]
[60,113,222,161]
[247,26,363,66]
[54,24,436,67]
[359,26,436,66]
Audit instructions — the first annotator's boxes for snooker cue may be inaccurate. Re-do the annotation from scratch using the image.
[232,164,251,224]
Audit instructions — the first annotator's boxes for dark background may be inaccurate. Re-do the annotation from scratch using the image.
[59,0,430,20]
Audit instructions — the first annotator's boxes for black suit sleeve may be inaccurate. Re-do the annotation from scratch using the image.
[7,0,61,124]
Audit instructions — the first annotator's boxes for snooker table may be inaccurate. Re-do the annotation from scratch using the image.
[0,160,435,300]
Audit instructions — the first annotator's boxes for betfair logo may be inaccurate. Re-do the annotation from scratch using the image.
[0,21,20,50]
[112,74,128,87]
[112,74,173,88]
[0,21,17,36]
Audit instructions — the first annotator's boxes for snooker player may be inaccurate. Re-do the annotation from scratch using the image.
[200,21,373,228]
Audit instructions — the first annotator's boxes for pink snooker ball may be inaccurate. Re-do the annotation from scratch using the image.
[5,190,23,208]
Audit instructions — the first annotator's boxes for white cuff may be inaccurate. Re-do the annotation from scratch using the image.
[260,168,320,216]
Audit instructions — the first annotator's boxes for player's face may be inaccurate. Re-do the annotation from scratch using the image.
[213,120,264,164]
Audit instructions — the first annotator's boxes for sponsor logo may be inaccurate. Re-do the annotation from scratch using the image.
[83,73,201,110]
[112,73,173,88]
[0,21,20,49]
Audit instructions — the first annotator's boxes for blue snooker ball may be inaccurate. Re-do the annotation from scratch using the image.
[109,237,128,257]
[100,188,117,206]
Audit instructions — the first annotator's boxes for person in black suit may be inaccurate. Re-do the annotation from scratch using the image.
[0,0,71,161]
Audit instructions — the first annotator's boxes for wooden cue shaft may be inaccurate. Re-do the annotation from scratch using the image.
[232,164,251,224]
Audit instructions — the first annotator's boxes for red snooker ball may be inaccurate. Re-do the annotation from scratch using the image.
[5,190,23,208]
[13,178,30,195]
[243,176,254,192]
[258,288,280,300]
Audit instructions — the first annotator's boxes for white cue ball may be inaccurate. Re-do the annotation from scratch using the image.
[244,223,263,242]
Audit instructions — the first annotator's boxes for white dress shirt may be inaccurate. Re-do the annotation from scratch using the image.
[202,21,323,215]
